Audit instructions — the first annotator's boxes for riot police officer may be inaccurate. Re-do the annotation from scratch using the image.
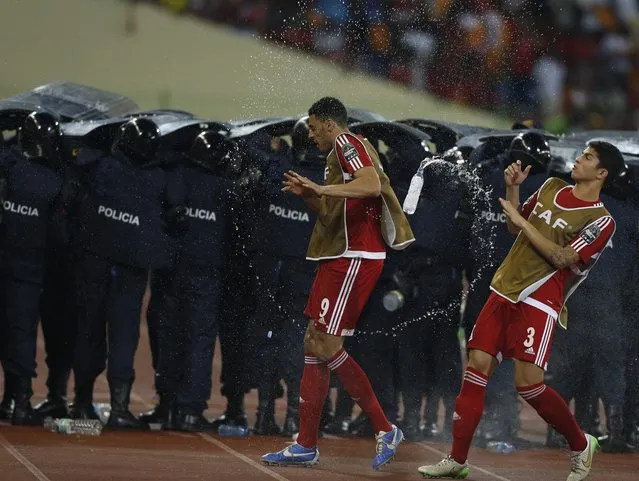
[0,129,13,421]
[211,136,265,431]
[0,111,67,425]
[390,151,487,441]
[463,131,552,447]
[33,128,84,420]
[245,117,326,436]
[140,129,235,432]
[70,117,181,429]
[548,162,639,453]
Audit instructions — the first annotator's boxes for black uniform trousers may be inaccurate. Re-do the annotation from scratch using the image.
[3,249,46,379]
[73,251,147,399]
[548,298,628,414]
[348,278,400,424]
[397,299,463,429]
[150,263,223,414]
[246,253,308,406]
[39,247,77,396]
[218,248,254,401]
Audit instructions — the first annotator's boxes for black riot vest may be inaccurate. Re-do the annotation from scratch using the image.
[248,159,324,259]
[400,162,474,267]
[575,194,638,298]
[74,151,173,269]
[179,164,234,267]
[0,148,63,251]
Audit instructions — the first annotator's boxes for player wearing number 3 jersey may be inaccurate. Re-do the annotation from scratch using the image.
[418,141,626,481]
[261,97,414,469]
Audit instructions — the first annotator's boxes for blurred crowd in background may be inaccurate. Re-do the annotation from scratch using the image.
[150,0,639,133]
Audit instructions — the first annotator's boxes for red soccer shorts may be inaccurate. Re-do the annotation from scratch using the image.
[304,257,383,337]
[467,292,558,370]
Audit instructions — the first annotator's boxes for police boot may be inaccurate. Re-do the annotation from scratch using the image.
[253,382,281,436]
[34,371,70,419]
[12,377,43,426]
[323,393,349,435]
[106,382,149,430]
[422,393,440,439]
[254,402,281,436]
[349,412,374,437]
[172,409,217,433]
[0,371,16,420]
[70,381,100,420]
[211,392,247,430]
[138,396,174,429]
[545,426,567,449]
[401,395,423,442]
[282,388,300,437]
[600,404,633,453]
[282,408,299,437]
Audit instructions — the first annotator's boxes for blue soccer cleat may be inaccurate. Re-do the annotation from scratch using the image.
[372,424,404,469]
[261,443,319,467]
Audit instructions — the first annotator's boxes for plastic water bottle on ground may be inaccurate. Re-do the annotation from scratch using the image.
[217,424,250,437]
[486,441,516,454]
[44,417,103,436]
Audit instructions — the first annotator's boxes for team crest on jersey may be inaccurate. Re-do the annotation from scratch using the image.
[341,142,359,162]
[580,223,601,244]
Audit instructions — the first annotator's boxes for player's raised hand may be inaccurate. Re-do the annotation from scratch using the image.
[282,170,323,197]
[504,160,532,186]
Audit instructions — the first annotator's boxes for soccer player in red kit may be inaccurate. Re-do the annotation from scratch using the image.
[418,141,625,481]
[261,97,414,469]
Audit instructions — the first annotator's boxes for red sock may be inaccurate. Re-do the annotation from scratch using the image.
[327,348,392,434]
[450,367,488,463]
[296,356,330,449]
[518,383,587,451]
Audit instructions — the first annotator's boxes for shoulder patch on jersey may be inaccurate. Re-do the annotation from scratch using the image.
[580,223,601,244]
[341,142,359,162]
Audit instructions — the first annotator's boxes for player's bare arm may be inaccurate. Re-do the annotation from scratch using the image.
[499,198,580,269]
[319,166,381,199]
[286,166,381,199]
[504,160,532,234]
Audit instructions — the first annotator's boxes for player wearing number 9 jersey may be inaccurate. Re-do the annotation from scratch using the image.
[418,141,626,481]
[261,97,414,470]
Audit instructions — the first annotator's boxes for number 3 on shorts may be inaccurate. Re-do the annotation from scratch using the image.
[319,298,330,318]
[524,327,535,348]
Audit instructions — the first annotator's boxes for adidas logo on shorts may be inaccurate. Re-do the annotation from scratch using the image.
[524,347,535,355]
[453,412,461,421]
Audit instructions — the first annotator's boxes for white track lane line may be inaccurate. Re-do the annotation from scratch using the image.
[0,433,52,481]
[122,383,293,481]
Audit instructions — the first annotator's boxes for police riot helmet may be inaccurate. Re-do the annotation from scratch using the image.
[19,111,62,161]
[441,146,466,167]
[292,116,323,165]
[507,132,551,174]
[189,130,230,174]
[115,117,159,164]
[602,162,634,199]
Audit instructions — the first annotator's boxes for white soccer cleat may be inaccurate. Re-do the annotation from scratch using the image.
[566,434,599,481]
[417,455,469,479]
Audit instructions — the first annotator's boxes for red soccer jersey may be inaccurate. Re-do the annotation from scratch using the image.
[519,184,616,313]
[333,132,386,259]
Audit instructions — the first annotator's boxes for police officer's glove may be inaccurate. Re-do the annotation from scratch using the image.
[162,204,188,237]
